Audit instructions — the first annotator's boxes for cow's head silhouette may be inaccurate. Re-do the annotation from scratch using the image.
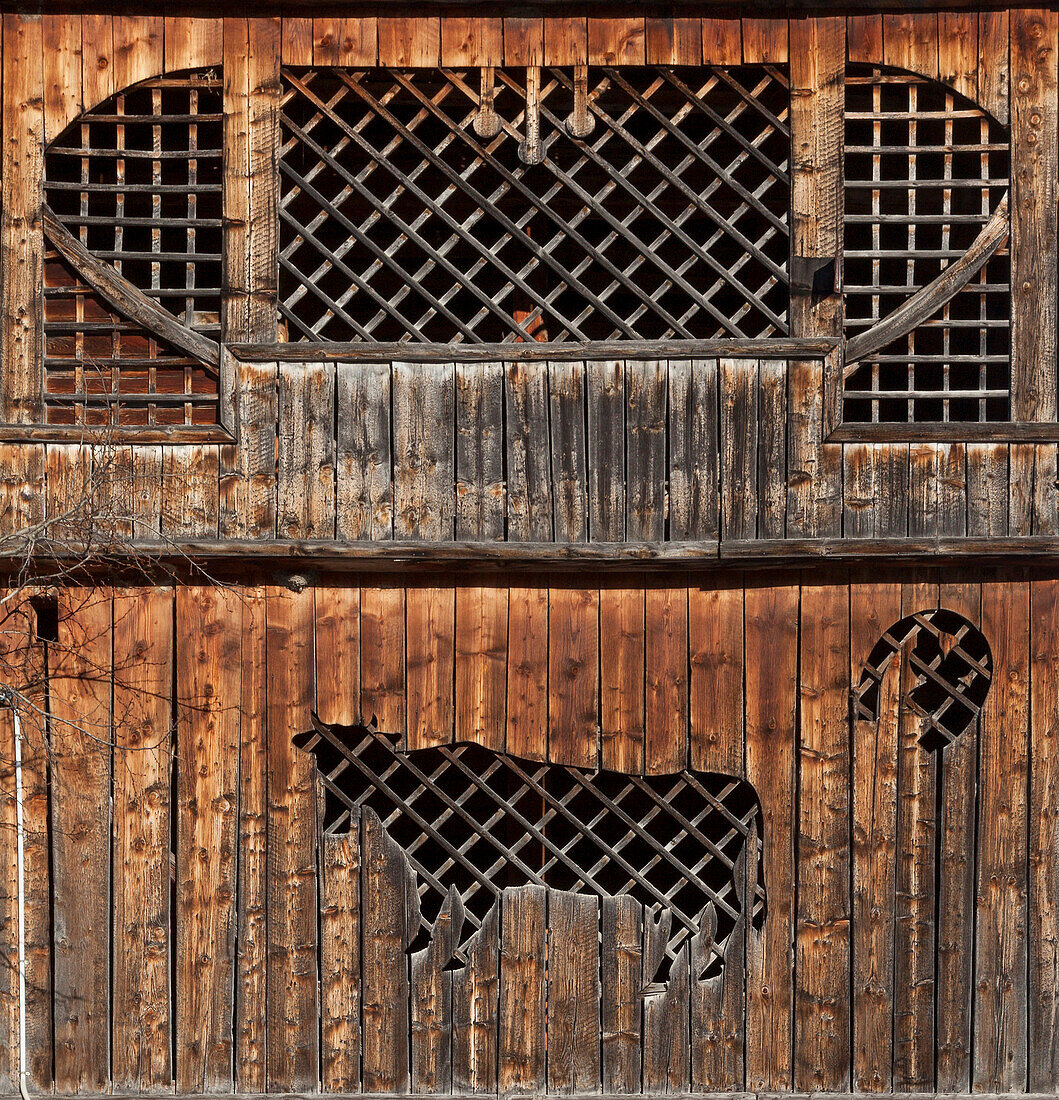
[855,608,992,752]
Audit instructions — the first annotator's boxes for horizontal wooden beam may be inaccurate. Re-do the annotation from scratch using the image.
[228,337,837,364]
[828,420,1059,443]
[5,536,1059,579]
[0,424,234,443]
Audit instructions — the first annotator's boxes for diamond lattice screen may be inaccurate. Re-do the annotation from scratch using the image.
[278,65,790,344]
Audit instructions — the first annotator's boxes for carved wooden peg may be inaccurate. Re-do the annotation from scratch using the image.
[565,63,595,139]
[473,66,501,140]
[519,66,543,165]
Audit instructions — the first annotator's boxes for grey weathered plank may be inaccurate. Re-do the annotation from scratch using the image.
[393,361,454,541]
[337,361,393,540]
[758,358,786,540]
[586,359,625,542]
[277,362,336,539]
[455,361,505,541]
[642,914,690,1092]
[452,903,499,1094]
[547,891,600,1093]
[505,361,553,541]
[411,889,464,1092]
[721,358,758,541]
[625,359,667,542]
[549,361,589,542]
[668,358,719,541]
[321,825,361,1093]
[219,357,278,539]
[600,895,641,1093]
[966,443,1009,536]
[498,885,546,1095]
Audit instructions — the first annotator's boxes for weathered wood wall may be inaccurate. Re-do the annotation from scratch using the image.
[1,10,1057,555]
[0,571,1056,1095]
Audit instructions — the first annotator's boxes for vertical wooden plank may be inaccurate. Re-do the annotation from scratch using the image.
[1010,443,1036,535]
[0,598,50,1091]
[219,358,278,539]
[893,577,939,1092]
[165,17,222,70]
[236,586,267,1091]
[967,443,1009,536]
[795,576,850,1091]
[587,17,645,64]
[507,585,548,761]
[978,11,1010,125]
[410,888,460,1094]
[456,362,504,542]
[2,14,45,424]
[939,13,978,100]
[668,359,719,542]
[758,359,787,540]
[645,19,701,66]
[498,885,546,1096]
[43,13,82,142]
[976,574,1030,1091]
[851,579,902,1092]
[548,587,598,769]
[644,584,688,774]
[721,358,759,541]
[277,362,336,539]
[112,590,173,1091]
[265,587,319,1091]
[162,446,220,538]
[543,17,586,66]
[505,362,552,542]
[600,582,645,774]
[883,12,939,77]
[601,895,641,1093]
[455,586,507,751]
[315,585,361,726]
[112,16,163,90]
[626,359,667,542]
[452,904,499,1094]
[394,362,454,541]
[745,581,798,1091]
[689,577,744,780]
[282,18,313,65]
[337,361,393,541]
[936,577,982,1092]
[701,18,741,65]
[313,18,376,66]
[81,14,114,113]
[550,361,588,543]
[50,589,112,1093]
[1029,575,1059,1089]
[1011,9,1058,420]
[176,586,239,1091]
[642,925,690,1092]
[360,583,406,735]
[503,18,543,65]
[441,18,503,66]
[362,809,416,1093]
[406,585,455,750]
[691,897,743,1091]
[378,17,440,66]
[547,892,600,1094]
[908,444,940,537]
[847,16,882,63]
[322,828,361,1093]
[586,359,625,543]
[788,18,844,538]
[742,19,788,63]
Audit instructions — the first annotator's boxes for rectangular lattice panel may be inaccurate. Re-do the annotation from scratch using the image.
[843,66,1011,424]
[279,66,790,344]
[43,72,223,427]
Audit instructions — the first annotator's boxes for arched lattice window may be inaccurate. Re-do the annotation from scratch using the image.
[842,65,1011,425]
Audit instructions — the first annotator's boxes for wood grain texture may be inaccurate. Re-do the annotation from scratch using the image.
[600,895,641,1093]
[406,585,455,750]
[337,361,393,541]
[81,13,112,113]
[452,903,499,1094]
[164,16,221,70]
[600,582,645,774]
[455,586,507,750]
[668,359,719,541]
[378,17,439,67]
[498,885,546,1095]
[455,362,504,542]
[321,825,361,1092]
[175,586,239,1091]
[265,587,319,1091]
[548,587,598,769]
[507,585,548,761]
[360,583,406,735]
[393,362,454,541]
[315,584,361,727]
[625,360,667,543]
[701,18,741,65]
[587,360,625,543]
[547,892,600,1093]
[113,16,163,90]
[644,583,688,774]
[277,362,336,539]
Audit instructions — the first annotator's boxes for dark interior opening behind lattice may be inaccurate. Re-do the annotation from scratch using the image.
[43,70,223,427]
[843,66,1011,425]
[279,66,790,344]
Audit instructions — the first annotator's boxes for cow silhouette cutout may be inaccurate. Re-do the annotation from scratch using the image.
[294,713,767,990]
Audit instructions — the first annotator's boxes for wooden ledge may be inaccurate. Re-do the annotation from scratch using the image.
[828,422,1059,443]
[227,337,838,364]
[0,424,235,444]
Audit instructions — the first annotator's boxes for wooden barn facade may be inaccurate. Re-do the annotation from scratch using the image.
[1,4,1059,1098]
